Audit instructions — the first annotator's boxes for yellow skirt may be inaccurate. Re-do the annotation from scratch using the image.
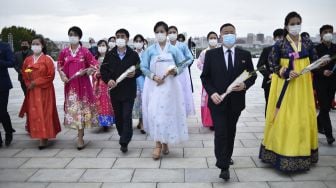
[259,57,318,172]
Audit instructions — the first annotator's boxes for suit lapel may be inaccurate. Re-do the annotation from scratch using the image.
[233,48,242,77]
[217,47,228,74]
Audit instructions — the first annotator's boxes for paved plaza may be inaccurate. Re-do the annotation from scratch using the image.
[0,60,335,188]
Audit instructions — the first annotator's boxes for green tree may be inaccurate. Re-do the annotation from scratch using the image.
[0,26,36,52]
[0,26,60,60]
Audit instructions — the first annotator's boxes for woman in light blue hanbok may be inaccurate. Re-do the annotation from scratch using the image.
[141,21,189,160]
[167,26,195,117]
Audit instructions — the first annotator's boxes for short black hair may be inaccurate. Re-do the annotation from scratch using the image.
[154,21,169,32]
[168,26,178,33]
[320,24,333,34]
[273,28,284,38]
[133,34,145,42]
[108,36,116,42]
[207,31,218,40]
[300,32,310,39]
[220,23,235,32]
[115,28,130,38]
[32,35,47,54]
[68,26,83,39]
[177,34,185,42]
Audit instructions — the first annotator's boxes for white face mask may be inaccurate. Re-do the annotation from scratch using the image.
[90,43,97,47]
[98,46,107,54]
[208,39,218,47]
[134,42,144,50]
[116,38,126,48]
[31,45,42,54]
[108,42,116,48]
[69,36,80,45]
[168,33,178,41]
[155,33,167,43]
[288,25,301,36]
[323,33,333,42]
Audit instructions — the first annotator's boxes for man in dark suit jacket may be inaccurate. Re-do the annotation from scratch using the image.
[14,40,33,96]
[100,29,141,153]
[201,23,257,181]
[313,24,336,145]
[0,41,16,147]
[257,29,284,115]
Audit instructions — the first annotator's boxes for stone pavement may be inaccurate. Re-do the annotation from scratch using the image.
[0,59,335,188]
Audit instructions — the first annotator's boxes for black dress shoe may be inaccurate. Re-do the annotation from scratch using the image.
[219,169,230,181]
[140,130,146,134]
[229,159,234,165]
[38,145,46,150]
[103,126,109,132]
[5,133,13,146]
[120,145,128,153]
[327,137,335,145]
[209,127,215,131]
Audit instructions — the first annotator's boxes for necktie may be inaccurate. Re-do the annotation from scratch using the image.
[227,49,234,80]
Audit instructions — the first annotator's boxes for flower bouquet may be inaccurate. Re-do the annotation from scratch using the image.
[116,65,136,84]
[220,65,265,100]
[287,54,333,80]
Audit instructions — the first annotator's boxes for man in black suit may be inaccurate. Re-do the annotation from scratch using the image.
[313,24,336,145]
[0,41,16,147]
[14,40,33,96]
[201,23,257,181]
[257,29,284,115]
[100,29,141,153]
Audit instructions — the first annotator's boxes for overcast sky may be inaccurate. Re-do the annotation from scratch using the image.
[1,0,335,41]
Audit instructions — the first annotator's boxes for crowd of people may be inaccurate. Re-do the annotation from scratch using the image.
[0,11,335,181]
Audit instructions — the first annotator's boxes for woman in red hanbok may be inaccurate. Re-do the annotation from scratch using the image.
[20,35,61,149]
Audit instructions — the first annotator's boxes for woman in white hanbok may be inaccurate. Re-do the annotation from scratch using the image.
[141,21,189,160]
[167,26,195,117]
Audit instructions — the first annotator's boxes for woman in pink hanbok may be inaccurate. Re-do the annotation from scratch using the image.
[57,26,98,150]
[93,40,115,131]
[197,32,219,130]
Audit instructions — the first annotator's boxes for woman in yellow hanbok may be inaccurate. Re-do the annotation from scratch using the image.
[259,12,321,172]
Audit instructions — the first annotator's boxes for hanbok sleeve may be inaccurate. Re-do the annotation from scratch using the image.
[181,43,194,68]
[84,48,98,67]
[268,41,282,77]
[140,48,155,79]
[171,47,186,75]
[197,50,206,70]
[57,49,65,71]
[21,57,30,87]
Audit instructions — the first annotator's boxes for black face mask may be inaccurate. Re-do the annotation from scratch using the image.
[21,46,29,51]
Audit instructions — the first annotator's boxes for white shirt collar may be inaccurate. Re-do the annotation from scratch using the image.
[222,45,236,54]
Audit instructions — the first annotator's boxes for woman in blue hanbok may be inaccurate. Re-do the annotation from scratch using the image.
[141,21,189,160]
[167,26,195,116]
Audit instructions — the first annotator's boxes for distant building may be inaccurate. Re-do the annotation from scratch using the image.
[247,33,255,44]
[256,33,265,44]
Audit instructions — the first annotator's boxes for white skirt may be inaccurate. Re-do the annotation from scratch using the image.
[142,76,189,144]
[177,68,195,117]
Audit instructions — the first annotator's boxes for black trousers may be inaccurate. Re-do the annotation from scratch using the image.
[263,84,270,117]
[111,98,134,146]
[210,99,241,170]
[0,90,14,135]
[316,80,336,138]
